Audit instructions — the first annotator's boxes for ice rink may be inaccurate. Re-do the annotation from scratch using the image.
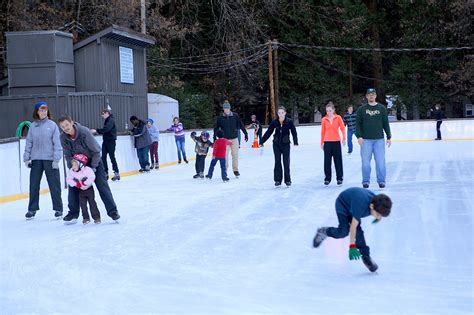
[1,139,473,314]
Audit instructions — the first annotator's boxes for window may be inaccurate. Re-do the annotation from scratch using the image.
[466,104,473,117]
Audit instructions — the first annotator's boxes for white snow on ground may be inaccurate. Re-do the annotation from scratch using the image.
[1,140,473,314]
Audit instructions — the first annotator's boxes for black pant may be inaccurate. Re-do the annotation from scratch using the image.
[323,141,343,182]
[273,142,291,183]
[326,212,370,256]
[28,160,63,212]
[67,162,118,218]
[436,121,442,139]
[102,140,119,174]
[195,154,206,174]
[79,187,101,220]
[257,128,263,144]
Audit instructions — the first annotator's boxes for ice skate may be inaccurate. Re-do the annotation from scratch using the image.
[54,210,63,219]
[25,210,36,220]
[82,219,90,225]
[234,171,240,178]
[313,227,328,248]
[362,255,378,272]
[63,212,78,225]
[94,219,101,224]
[111,172,120,181]
[275,181,281,187]
[337,180,343,186]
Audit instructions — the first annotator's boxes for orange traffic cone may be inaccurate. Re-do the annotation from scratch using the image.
[251,132,259,148]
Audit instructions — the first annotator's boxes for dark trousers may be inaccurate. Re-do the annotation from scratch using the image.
[149,142,159,164]
[326,210,370,256]
[207,158,227,179]
[273,142,291,183]
[79,187,101,220]
[257,128,263,145]
[28,160,63,212]
[323,141,343,182]
[195,154,206,174]
[102,140,119,174]
[67,163,118,218]
[137,146,150,169]
[436,121,442,139]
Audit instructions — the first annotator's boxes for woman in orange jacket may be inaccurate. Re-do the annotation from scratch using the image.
[321,102,346,186]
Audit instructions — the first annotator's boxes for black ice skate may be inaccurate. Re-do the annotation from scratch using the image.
[275,181,281,187]
[285,181,291,187]
[362,183,369,188]
[54,210,63,219]
[25,210,36,220]
[184,159,189,164]
[112,172,121,181]
[378,182,385,189]
[362,255,378,272]
[193,174,200,179]
[63,212,78,224]
[234,171,240,177]
[324,180,330,186]
[313,227,328,248]
[337,180,343,186]
[83,219,90,225]
[109,211,120,221]
[223,177,230,182]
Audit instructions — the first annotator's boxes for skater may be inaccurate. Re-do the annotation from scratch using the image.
[147,118,160,169]
[91,109,120,181]
[247,114,263,147]
[191,131,213,179]
[213,100,248,177]
[165,117,188,164]
[129,115,153,172]
[343,105,357,154]
[313,187,392,272]
[58,116,120,223]
[430,104,445,140]
[23,101,63,220]
[261,106,298,187]
[66,154,101,224]
[356,88,392,189]
[321,102,346,186]
[206,130,232,182]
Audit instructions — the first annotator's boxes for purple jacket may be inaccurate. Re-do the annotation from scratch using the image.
[167,123,185,139]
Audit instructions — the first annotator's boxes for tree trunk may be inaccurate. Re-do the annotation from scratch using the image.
[365,0,385,102]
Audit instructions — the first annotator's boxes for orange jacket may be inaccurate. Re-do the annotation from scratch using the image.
[321,114,346,145]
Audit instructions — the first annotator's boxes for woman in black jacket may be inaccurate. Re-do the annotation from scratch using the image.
[261,106,298,186]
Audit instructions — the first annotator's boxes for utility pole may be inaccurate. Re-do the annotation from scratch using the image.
[273,39,279,110]
[268,40,276,120]
[140,0,146,34]
[348,51,353,105]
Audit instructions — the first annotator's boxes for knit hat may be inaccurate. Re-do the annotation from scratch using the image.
[366,88,376,94]
[147,118,154,124]
[201,131,210,139]
[34,101,48,110]
[223,101,231,109]
[73,153,89,169]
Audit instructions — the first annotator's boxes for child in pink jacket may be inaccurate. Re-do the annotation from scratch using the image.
[66,154,101,224]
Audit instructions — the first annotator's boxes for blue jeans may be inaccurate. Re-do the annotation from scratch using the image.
[207,158,227,180]
[175,137,187,161]
[347,129,355,153]
[360,139,386,184]
[137,146,150,169]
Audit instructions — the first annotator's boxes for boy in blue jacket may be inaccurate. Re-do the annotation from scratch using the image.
[313,187,392,272]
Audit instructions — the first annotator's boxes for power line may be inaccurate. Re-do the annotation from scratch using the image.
[279,43,474,53]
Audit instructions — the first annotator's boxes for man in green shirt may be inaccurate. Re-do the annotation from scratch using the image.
[355,88,392,188]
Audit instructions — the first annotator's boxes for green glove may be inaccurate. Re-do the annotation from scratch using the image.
[349,244,361,260]
[372,218,379,224]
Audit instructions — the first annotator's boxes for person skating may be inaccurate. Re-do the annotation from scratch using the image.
[165,117,188,164]
[58,116,120,223]
[321,102,346,186]
[91,109,120,181]
[260,106,298,187]
[343,105,357,154]
[147,118,160,169]
[129,116,153,172]
[213,100,248,177]
[191,131,213,178]
[430,104,445,140]
[206,130,232,182]
[355,88,392,189]
[23,101,63,220]
[66,154,101,224]
[247,114,263,147]
[313,187,392,272]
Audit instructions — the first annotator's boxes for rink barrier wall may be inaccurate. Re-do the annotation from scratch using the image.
[1,119,473,203]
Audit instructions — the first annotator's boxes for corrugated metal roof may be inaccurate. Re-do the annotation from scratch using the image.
[74,25,155,50]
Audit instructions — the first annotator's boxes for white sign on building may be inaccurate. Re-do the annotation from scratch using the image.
[119,46,134,84]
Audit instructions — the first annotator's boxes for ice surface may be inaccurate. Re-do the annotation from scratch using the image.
[1,140,473,314]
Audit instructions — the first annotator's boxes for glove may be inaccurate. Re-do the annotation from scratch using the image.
[81,177,88,182]
[25,160,32,168]
[244,134,249,142]
[349,244,361,260]
[75,181,82,188]
[372,218,380,224]
[52,161,59,169]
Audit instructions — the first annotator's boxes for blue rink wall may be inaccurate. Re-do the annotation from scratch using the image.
[1,119,472,200]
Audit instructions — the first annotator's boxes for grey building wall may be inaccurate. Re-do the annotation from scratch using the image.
[6,31,75,95]
[74,38,147,94]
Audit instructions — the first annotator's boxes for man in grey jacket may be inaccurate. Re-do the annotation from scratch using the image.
[58,116,120,223]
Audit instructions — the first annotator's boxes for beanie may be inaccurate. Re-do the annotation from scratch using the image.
[222,101,231,109]
[147,118,154,124]
[34,101,48,110]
